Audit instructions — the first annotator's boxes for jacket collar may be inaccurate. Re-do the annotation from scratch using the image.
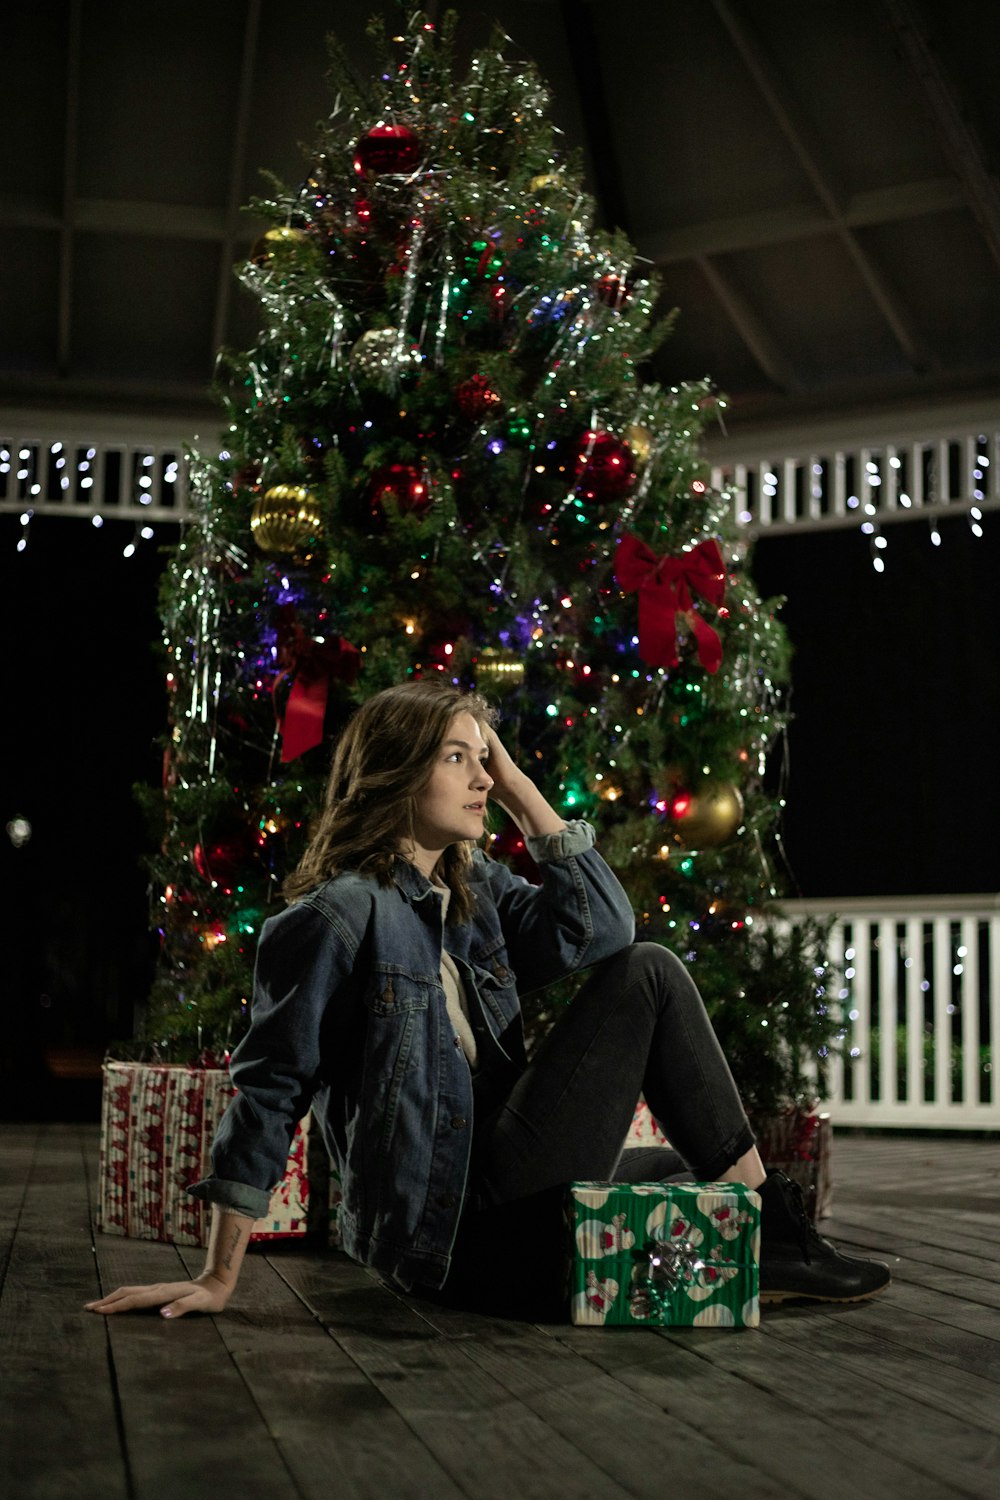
[391,856,441,904]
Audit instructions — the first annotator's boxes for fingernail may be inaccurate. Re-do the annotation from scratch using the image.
[161,1308,173,1318]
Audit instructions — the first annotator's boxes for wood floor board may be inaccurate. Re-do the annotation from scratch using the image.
[174,1245,469,1500]
[273,1251,642,1500]
[403,1297,798,1500]
[0,1124,129,1500]
[554,1320,969,1500]
[4,1123,1000,1500]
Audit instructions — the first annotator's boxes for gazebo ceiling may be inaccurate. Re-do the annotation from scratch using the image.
[3,0,999,441]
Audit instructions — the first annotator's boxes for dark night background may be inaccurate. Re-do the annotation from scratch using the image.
[3,504,998,1118]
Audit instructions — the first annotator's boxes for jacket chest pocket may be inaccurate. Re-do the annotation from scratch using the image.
[469,940,519,1027]
[366,968,431,1018]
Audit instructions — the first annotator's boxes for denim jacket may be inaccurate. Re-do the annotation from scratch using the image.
[189,820,635,1290]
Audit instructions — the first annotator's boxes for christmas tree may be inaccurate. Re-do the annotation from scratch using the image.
[142,9,833,1124]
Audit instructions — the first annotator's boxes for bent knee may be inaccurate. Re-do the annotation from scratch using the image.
[612,940,689,985]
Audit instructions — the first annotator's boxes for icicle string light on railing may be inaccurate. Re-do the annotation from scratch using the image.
[3,410,998,553]
[0,427,189,527]
[708,412,999,548]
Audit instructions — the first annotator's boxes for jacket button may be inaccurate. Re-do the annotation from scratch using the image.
[450,1116,467,1130]
[438,1192,459,1209]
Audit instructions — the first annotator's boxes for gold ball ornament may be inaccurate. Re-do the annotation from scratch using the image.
[250,485,323,558]
[671,782,744,848]
[529,173,564,194]
[249,226,309,267]
[625,423,655,463]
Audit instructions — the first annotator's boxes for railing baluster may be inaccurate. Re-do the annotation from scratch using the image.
[933,917,954,1106]
[960,916,980,1107]
[879,918,898,1105]
[905,917,924,1105]
[852,922,871,1106]
[990,917,1000,1110]
[827,922,846,1107]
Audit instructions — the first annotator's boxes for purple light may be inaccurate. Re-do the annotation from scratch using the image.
[487,439,505,455]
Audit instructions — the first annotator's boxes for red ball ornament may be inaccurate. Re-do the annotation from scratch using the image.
[193,837,252,893]
[353,124,422,176]
[368,464,431,519]
[455,374,502,421]
[574,430,636,502]
[596,273,630,310]
[231,461,261,495]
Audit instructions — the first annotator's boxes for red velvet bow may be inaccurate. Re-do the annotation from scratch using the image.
[272,608,361,762]
[615,533,726,674]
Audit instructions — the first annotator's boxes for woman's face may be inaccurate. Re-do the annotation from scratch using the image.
[408,710,493,869]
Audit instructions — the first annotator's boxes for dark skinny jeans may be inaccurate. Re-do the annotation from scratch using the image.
[438,941,756,1315]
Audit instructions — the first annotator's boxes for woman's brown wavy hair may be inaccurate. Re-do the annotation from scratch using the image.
[282,679,497,921]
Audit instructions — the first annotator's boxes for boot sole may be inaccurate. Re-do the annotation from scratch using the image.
[759,1281,890,1306]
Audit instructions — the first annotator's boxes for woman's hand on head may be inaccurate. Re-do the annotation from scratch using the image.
[484,725,526,808]
[484,725,566,837]
[84,1272,232,1319]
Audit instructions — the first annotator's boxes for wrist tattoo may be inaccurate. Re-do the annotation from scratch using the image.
[221,1223,242,1271]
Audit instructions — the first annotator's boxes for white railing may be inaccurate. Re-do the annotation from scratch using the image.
[0,410,192,524]
[3,396,999,539]
[706,396,1000,538]
[785,894,1000,1128]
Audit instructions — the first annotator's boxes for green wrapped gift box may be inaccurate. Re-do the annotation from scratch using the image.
[568,1181,761,1328]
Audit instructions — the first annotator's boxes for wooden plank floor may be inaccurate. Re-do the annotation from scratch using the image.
[2,1125,998,1500]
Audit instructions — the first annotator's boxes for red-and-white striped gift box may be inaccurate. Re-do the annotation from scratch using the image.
[98,1061,309,1247]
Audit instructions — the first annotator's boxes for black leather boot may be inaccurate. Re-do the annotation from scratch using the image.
[758,1170,891,1304]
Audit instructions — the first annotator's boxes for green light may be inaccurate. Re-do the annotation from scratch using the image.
[680,858,694,875]
[546,704,558,717]
[463,111,475,121]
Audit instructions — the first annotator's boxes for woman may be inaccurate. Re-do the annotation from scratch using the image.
[86,679,889,1320]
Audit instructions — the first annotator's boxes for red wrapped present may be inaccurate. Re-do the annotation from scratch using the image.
[98,1061,309,1247]
[624,1094,670,1148]
[623,1096,832,1223]
[753,1107,833,1222]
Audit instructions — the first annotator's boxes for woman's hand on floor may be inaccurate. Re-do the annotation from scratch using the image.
[85,1272,231,1318]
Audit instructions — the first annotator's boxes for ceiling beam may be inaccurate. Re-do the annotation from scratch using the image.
[1,173,964,261]
[712,0,934,374]
[694,255,802,393]
[57,0,83,377]
[211,0,263,360]
[638,176,966,264]
[882,0,1000,273]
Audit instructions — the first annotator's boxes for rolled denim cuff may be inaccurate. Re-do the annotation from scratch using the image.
[525,818,596,863]
[187,1175,270,1222]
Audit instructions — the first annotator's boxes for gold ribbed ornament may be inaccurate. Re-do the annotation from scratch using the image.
[250,485,323,557]
[476,647,525,685]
